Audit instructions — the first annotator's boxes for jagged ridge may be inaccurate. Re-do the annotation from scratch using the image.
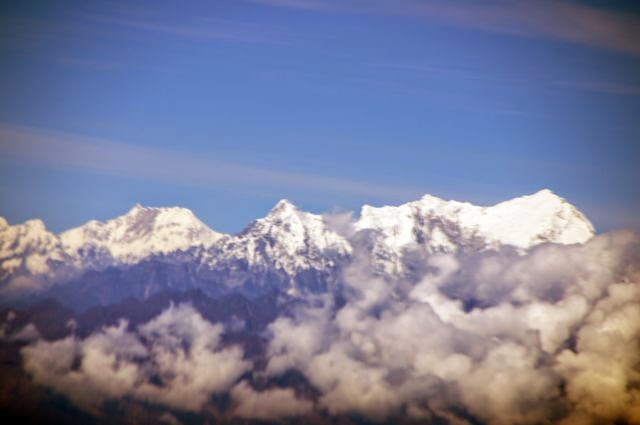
[0,190,596,304]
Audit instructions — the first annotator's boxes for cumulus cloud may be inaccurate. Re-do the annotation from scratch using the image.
[265,304,330,377]
[262,230,640,423]
[230,381,313,420]
[14,230,640,423]
[21,303,251,413]
[555,281,640,424]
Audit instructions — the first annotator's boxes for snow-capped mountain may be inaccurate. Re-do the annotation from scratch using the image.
[0,190,596,305]
[0,205,225,287]
[60,204,225,269]
[211,200,351,272]
[201,200,352,294]
[355,189,595,275]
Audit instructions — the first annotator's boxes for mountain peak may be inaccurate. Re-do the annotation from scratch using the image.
[519,188,563,203]
[60,204,224,267]
[486,189,595,245]
[533,188,556,197]
[269,199,298,215]
[126,202,153,215]
[125,202,186,216]
[224,199,352,276]
[417,193,460,209]
[23,218,47,232]
[355,189,596,275]
[131,204,202,226]
[419,193,446,202]
[262,199,302,223]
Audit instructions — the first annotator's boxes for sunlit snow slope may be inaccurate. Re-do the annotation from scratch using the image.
[0,190,595,298]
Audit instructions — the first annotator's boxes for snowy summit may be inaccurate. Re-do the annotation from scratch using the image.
[60,204,225,268]
[0,190,595,294]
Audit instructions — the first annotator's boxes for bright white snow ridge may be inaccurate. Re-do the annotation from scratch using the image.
[0,189,595,289]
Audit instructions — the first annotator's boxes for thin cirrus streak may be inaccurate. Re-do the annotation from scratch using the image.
[253,0,640,56]
[84,15,291,46]
[0,123,421,201]
[552,80,640,96]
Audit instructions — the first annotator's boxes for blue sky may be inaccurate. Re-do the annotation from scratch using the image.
[1,0,639,233]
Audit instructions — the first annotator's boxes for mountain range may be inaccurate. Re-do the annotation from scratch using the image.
[3,189,638,425]
[0,189,594,309]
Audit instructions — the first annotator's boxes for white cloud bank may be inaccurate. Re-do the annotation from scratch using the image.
[230,381,314,420]
[21,303,251,413]
[263,230,640,424]
[16,230,640,423]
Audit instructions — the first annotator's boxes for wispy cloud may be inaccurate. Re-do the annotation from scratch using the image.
[413,0,640,56]
[553,80,640,96]
[72,1,297,46]
[252,0,640,56]
[250,0,335,11]
[85,14,290,45]
[9,11,288,47]
[0,123,422,201]
[0,5,294,72]
[373,61,640,97]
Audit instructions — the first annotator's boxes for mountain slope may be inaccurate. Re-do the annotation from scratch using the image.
[60,204,225,269]
[210,200,351,271]
[201,200,352,294]
[0,190,596,303]
[355,189,595,274]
